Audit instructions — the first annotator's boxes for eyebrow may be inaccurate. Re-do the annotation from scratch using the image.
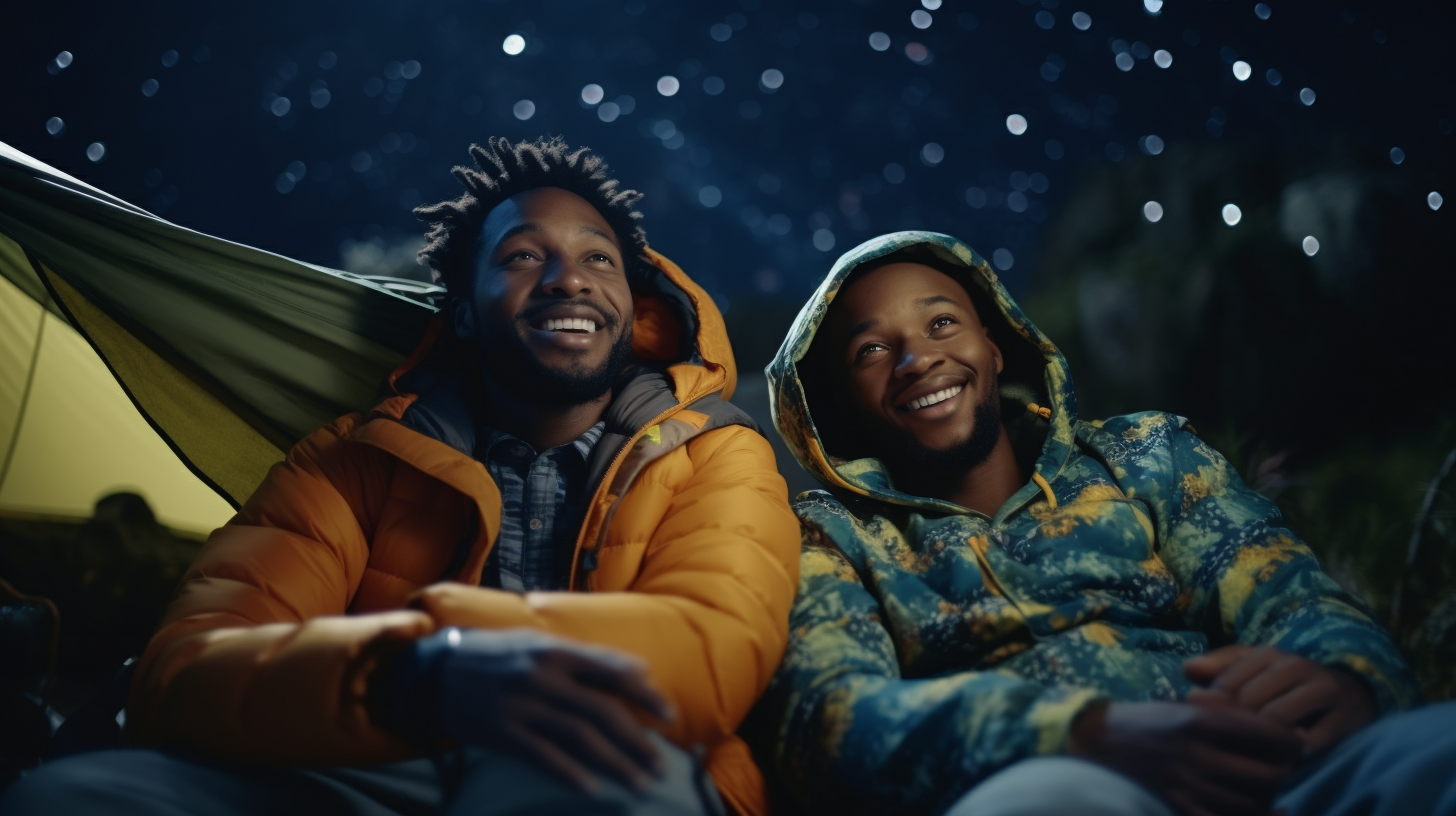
[491,223,620,249]
[843,294,965,342]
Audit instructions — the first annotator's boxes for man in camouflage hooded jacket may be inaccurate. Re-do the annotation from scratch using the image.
[753,231,1456,816]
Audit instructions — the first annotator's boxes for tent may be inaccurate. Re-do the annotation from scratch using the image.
[0,141,441,536]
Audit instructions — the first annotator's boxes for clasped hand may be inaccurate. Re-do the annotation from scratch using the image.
[432,628,675,794]
[1070,645,1376,816]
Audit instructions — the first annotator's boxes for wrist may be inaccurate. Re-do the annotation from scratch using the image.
[367,627,462,746]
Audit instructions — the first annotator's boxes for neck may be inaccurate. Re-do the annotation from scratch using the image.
[904,425,1024,517]
[476,374,611,451]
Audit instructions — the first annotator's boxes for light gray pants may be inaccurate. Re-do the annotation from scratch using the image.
[945,701,1456,816]
[0,734,721,816]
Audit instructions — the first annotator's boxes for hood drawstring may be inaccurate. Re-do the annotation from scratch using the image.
[1025,402,1052,420]
[1030,471,1058,509]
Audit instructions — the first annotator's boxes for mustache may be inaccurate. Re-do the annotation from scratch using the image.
[517,297,620,329]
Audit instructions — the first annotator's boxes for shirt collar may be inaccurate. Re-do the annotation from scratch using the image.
[480,420,607,463]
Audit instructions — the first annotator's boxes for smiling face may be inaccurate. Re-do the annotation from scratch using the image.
[814,261,1005,473]
[456,186,635,407]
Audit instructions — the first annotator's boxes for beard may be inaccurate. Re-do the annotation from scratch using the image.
[477,304,635,408]
[877,377,1003,487]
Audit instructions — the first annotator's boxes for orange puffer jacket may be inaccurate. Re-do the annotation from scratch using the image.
[126,249,800,816]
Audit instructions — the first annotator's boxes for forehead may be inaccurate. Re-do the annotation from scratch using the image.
[828,262,974,328]
[481,187,618,247]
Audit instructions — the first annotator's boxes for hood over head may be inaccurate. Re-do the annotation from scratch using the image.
[766,231,1077,513]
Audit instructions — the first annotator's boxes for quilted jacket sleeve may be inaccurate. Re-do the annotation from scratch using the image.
[1108,412,1418,713]
[754,510,1105,816]
[408,425,801,750]
[127,415,437,765]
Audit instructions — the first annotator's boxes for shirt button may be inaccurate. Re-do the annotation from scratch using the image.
[529,518,543,531]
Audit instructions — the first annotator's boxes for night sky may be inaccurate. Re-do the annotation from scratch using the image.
[7,0,1452,321]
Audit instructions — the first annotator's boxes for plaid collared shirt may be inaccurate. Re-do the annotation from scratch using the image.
[476,421,606,592]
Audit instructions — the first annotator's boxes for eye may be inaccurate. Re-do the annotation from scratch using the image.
[502,249,538,264]
[930,315,957,332]
[586,251,615,264]
[854,342,887,361]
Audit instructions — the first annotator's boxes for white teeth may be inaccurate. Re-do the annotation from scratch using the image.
[908,385,964,410]
[541,317,598,332]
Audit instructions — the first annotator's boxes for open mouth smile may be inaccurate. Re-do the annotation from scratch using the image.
[535,317,600,333]
[899,385,964,411]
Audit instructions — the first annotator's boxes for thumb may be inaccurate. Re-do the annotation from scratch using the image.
[1184,645,1251,684]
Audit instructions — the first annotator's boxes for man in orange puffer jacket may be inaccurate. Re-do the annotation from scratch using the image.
[0,137,799,816]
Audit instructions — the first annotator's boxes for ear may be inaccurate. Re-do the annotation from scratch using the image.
[452,297,475,341]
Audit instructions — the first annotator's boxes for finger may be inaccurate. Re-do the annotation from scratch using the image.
[1183,645,1252,684]
[1187,688,1236,709]
[523,700,659,793]
[1234,654,1319,713]
[1186,739,1292,793]
[1259,679,1337,729]
[1193,706,1303,762]
[536,673,664,777]
[1301,709,1365,758]
[503,721,602,794]
[1206,647,1284,698]
[557,649,675,722]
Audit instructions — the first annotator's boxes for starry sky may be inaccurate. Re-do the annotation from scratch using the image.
[6,0,1451,320]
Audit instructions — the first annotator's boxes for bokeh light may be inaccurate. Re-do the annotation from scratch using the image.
[1154,50,1173,69]
[513,100,535,120]
[1429,192,1444,211]
[812,229,836,251]
[911,10,933,30]
[1143,201,1164,222]
[1115,52,1135,72]
[597,102,621,122]
[86,142,106,162]
[1302,236,1319,256]
[1232,61,1252,81]
[1390,147,1405,165]
[501,34,525,56]
[1222,203,1242,226]
[760,69,784,91]
[1143,0,1163,15]
[45,117,64,136]
[993,248,1014,270]
[1299,87,1317,106]
[141,78,159,97]
[883,163,906,184]
[698,185,722,208]
[702,76,724,95]
[1072,12,1092,30]
[1255,3,1272,20]
[868,32,891,52]
[921,142,944,166]
[656,76,679,96]
[581,84,604,105]
[1006,114,1028,135]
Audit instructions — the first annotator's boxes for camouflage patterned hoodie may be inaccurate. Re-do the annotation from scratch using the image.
[755,231,1416,815]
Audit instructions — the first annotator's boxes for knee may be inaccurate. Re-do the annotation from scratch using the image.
[944,757,1173,816]
[0,753,131,814]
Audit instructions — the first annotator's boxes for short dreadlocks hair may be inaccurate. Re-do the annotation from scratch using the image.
[415,136,649,297]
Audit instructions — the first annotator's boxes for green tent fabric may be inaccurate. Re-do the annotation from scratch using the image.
[0,140,440,517]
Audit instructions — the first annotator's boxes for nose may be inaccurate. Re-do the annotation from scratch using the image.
[894,337,941,380]
[537,256,590,298]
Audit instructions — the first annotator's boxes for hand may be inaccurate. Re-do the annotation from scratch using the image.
[1184,645,1377,757]
[433,628,675,793]
[1070,700,1302,816]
